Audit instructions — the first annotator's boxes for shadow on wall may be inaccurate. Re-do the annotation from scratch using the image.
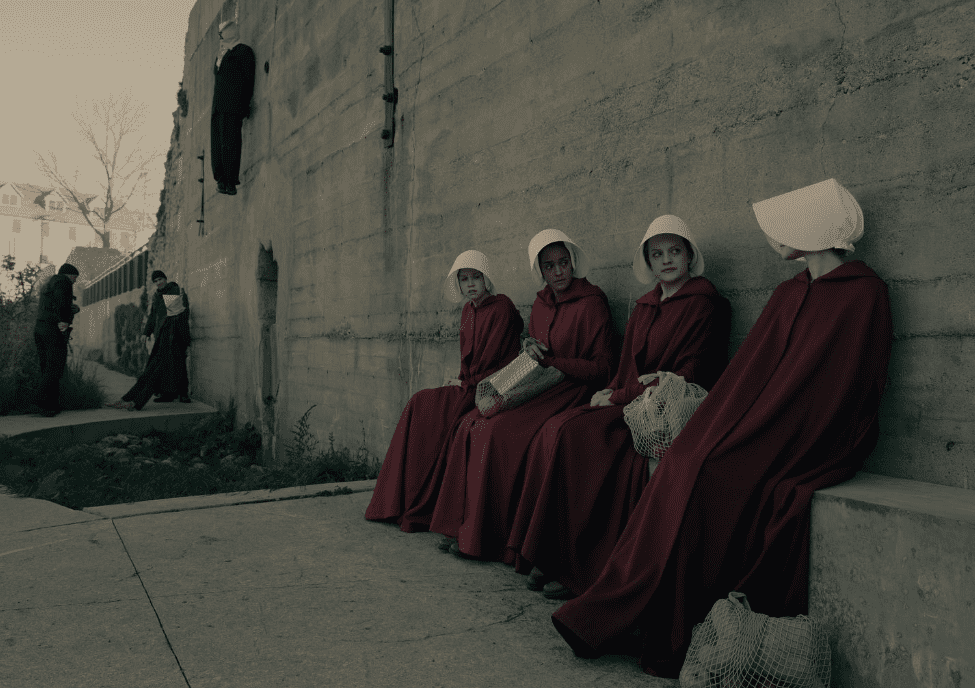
[258,242,278,463]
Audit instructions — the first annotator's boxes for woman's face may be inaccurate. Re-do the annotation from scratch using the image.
[457,268,487,302]
[644,234,690,285]
[538,243,573,293]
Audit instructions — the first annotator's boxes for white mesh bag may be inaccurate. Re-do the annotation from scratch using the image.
[622,372,708,459]
[680,592,831,688]
[475,351,564,418]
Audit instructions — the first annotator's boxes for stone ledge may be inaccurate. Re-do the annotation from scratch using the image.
[1,407,219,450]
[83,479,377,519]
[809,472,974,688]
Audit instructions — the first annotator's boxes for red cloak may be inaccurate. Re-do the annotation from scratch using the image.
[552,261,893,675]
[506,277,732,589]
[365,294,523,532]
[429,277,614,559]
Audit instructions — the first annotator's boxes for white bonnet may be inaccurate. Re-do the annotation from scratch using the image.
[443,250,497,303]
[632,215,706,285]
[753,179,864,260]
[527,229,590,287]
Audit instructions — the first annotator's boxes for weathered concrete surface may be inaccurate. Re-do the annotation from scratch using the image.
[810,473,975,688]
[0,487,671,687]
[0,487,101,534]
[83,478,377,519]
[0,515,187,688]
[150,0,975,492]
[71,285,143,364]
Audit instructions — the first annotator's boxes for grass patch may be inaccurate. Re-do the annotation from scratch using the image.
[0,405,381,510]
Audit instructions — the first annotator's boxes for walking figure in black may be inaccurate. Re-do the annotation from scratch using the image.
[211,19,255,196]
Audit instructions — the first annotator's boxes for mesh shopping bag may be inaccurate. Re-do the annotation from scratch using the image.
[475,351,565,417]
[680,592,831,688]
[622,372,708,459]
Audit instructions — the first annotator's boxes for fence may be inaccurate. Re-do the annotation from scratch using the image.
[81,245,149,306]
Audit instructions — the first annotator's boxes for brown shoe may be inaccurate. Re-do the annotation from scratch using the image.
[436,536,457,552]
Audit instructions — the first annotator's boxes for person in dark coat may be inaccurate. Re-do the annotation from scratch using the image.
[33,263,79,416]
[107,270,191,410]
[211,19,255,196]
[551,180,893,678]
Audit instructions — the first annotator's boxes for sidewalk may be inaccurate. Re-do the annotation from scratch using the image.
[0,371,673,688]
[0,360,219,449]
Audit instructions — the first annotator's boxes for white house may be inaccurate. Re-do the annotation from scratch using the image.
[0,181,148,270]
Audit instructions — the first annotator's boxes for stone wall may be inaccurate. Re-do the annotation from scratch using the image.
[72,286,144,365]
[152,0,975,487]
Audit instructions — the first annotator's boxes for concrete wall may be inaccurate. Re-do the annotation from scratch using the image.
[151,0,975,488]
[72,287,144,364]
[810,474,975,688]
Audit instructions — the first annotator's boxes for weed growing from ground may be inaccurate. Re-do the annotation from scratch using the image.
[0,404,381,509]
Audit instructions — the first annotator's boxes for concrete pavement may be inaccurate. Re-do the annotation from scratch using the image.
[0,362,671,687]
[0,488,672,688]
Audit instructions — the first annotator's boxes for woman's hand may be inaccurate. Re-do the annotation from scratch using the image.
[525,340,548,362]
[590,389,614,407]
[445,378,462,387]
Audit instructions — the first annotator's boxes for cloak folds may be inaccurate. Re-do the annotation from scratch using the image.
[506,276,731,589]
[365,294,523,532]
[429,277,614,560]
[123,283,191,410]
[552,261,893,675]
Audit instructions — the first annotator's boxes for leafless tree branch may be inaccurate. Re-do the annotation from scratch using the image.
[35,90,160,249]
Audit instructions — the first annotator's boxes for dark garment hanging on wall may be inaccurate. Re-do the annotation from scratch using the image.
[211,43,256,191]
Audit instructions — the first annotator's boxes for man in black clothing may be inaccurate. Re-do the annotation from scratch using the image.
[33,263,79,416]
[211,19,255,196]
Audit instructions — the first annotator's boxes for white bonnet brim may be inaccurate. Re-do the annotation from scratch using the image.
[753,178,864,258]
[631,215,705,285]
[443,250,496,303]
[528,229,589,286]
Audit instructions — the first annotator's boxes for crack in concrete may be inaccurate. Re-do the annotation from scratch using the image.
[111,519,193,688]
[373,601,537,644]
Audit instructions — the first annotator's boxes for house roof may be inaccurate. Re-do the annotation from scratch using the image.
[63,246,125,285]
[0,181,146,232]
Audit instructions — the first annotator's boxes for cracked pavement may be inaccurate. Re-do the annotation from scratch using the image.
[0,489,675,687]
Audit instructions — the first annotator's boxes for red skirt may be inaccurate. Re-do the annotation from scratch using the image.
[365,385,474,532]
[429,379,592,560]
[506,404,651,590]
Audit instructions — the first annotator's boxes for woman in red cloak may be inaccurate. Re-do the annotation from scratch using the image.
[507,215,731,599]
[430,230,614,561]
[552,179,893,677]
[365,250,523,532]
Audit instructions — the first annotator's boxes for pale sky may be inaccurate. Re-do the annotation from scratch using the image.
[0,0,195,215]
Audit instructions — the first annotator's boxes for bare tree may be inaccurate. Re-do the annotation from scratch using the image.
[35,91,159,249]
